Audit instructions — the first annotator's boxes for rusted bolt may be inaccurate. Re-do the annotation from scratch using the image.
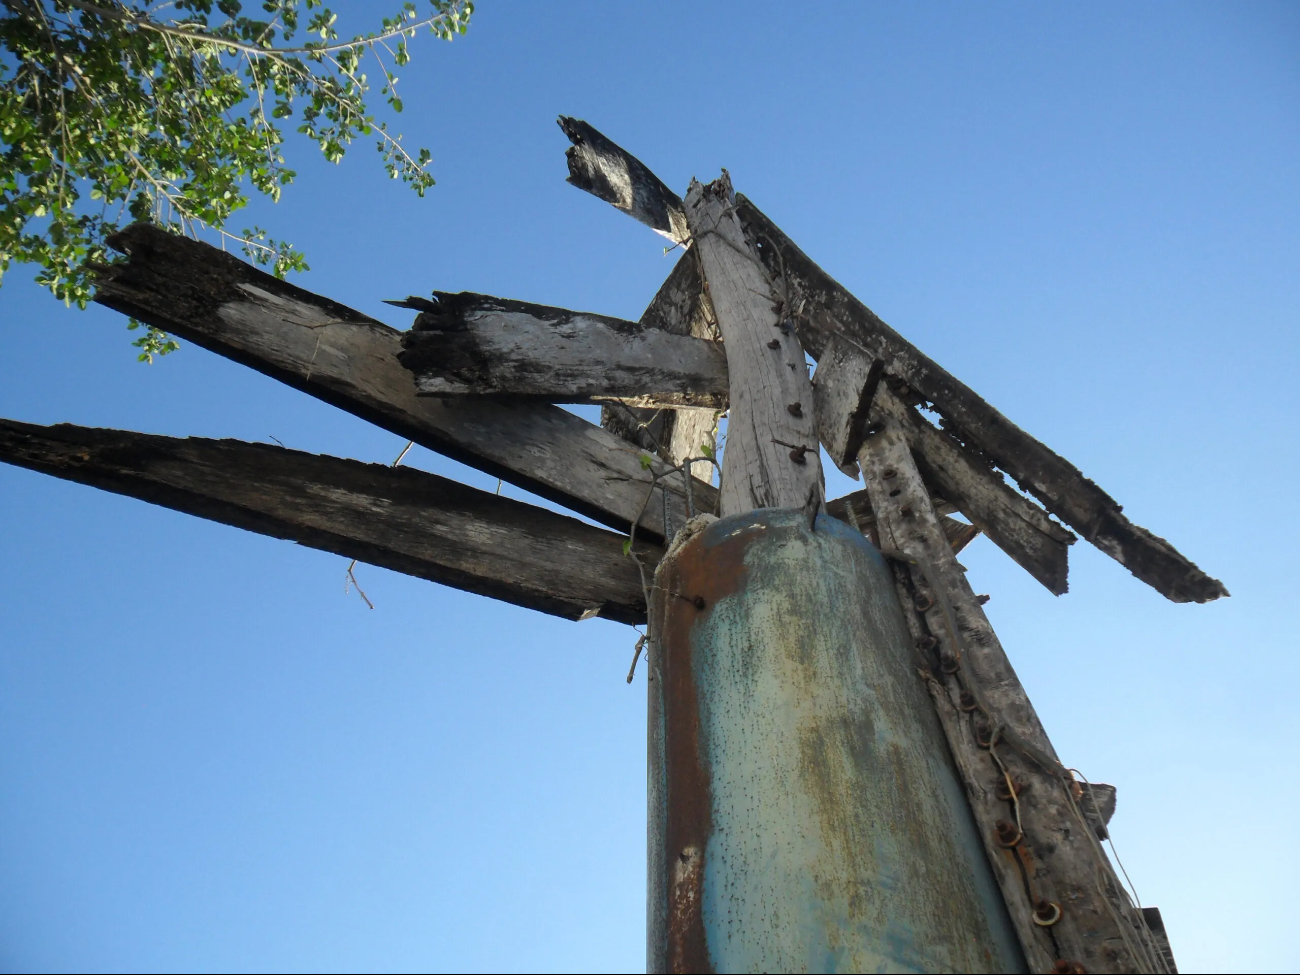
[786,402,803,417]
[789,446,808,464]
[916,635,939,652]
[882,468,898,480]
[974,719,993,748]
[993,819,1021,847]
[939,649,960,674]
[1050,961,1085,974]
[693,595,706,610]
[1034,900,1063,927]
[958,690,978,712]
[976,593,991,605]
[767,338,781,349]
[914,593,935,612]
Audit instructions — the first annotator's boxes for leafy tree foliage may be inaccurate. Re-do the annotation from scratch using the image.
[0,0,472,359]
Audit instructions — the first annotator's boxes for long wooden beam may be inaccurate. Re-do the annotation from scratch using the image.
[93,224,717,542]
[394,290,727,408]
[0,419,659,625]
[736,194,1226,604]
[858,416,1173,973]
[555,118,1223,603]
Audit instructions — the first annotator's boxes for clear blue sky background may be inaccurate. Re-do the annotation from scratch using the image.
[1,2,1297,972]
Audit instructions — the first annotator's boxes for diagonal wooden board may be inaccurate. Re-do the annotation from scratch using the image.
[558,116,1225,603]
[92,224,718,543]
[0,419,659,625]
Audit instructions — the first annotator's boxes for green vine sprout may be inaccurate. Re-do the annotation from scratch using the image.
[0,0,472,359]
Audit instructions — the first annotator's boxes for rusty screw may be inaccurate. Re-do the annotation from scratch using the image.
[939,649,960,674]
[693,596,706,610]
[882,468,898,480]
[789,446,808,464]
[1034,900,1063,927]
[958,690,978,712]
[914,592,935,612]
[993,819,1021,847]
[916,635,939,652]
[767,338,781,349]
[787,402,803,418]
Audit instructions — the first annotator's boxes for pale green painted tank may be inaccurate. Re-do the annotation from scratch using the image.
[647,509,1026,974]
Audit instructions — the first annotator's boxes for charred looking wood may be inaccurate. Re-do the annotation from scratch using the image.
[558,116,689,243]
[395,290,728,408]
[0,419,659,625]
[737,194,1226,604]
[92,222,715,542]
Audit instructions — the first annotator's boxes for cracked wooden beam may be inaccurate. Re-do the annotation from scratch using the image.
[92,223,717,542]
[739,196,1224,603]
[0,419,660,625]
[814,338,1076,595]
[558,116,689,243]
[394,290,726,409]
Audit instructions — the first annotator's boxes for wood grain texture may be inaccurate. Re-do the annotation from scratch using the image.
[858,418,1171,974]
[736,193,1226,604]
[0,419,661,625]
[558,116,689,243]
[93,223,717,541]
[814,335,1073,593]
[601,251,722,486]
[685,175,822,515]
[396,290,726,408]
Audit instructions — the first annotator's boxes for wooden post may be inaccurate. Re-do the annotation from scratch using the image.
[682,173,822,515]
[647,174,1029,973]
[854,414,1173,973]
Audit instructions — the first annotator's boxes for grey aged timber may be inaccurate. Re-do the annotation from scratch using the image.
[559,116,689,244]
[557,116,1224,604]
[395,291,727,408]
[0,419,658,625]
[857,416,1173,973]
[814,338,1074,595]
[93,224,717,541]
[601,250,721,483]
[737,194,1225,604]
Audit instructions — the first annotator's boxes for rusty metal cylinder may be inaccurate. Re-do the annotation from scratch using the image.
[647,509,1026,974]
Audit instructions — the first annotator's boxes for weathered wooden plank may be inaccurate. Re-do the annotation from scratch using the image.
[858,417,1172,973]
[394,290,727,408]
[93,223,716,541]
[0,419,660,625]
[601,250,722,484]
[558,116,689,244]
[737,194,1226,604]
[685,174,823,515]
[814,335,1074,593]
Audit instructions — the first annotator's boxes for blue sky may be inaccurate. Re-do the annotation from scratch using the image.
[1,2,1297,972]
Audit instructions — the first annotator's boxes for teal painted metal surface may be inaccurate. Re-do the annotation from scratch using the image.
[648,509,1026,974]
